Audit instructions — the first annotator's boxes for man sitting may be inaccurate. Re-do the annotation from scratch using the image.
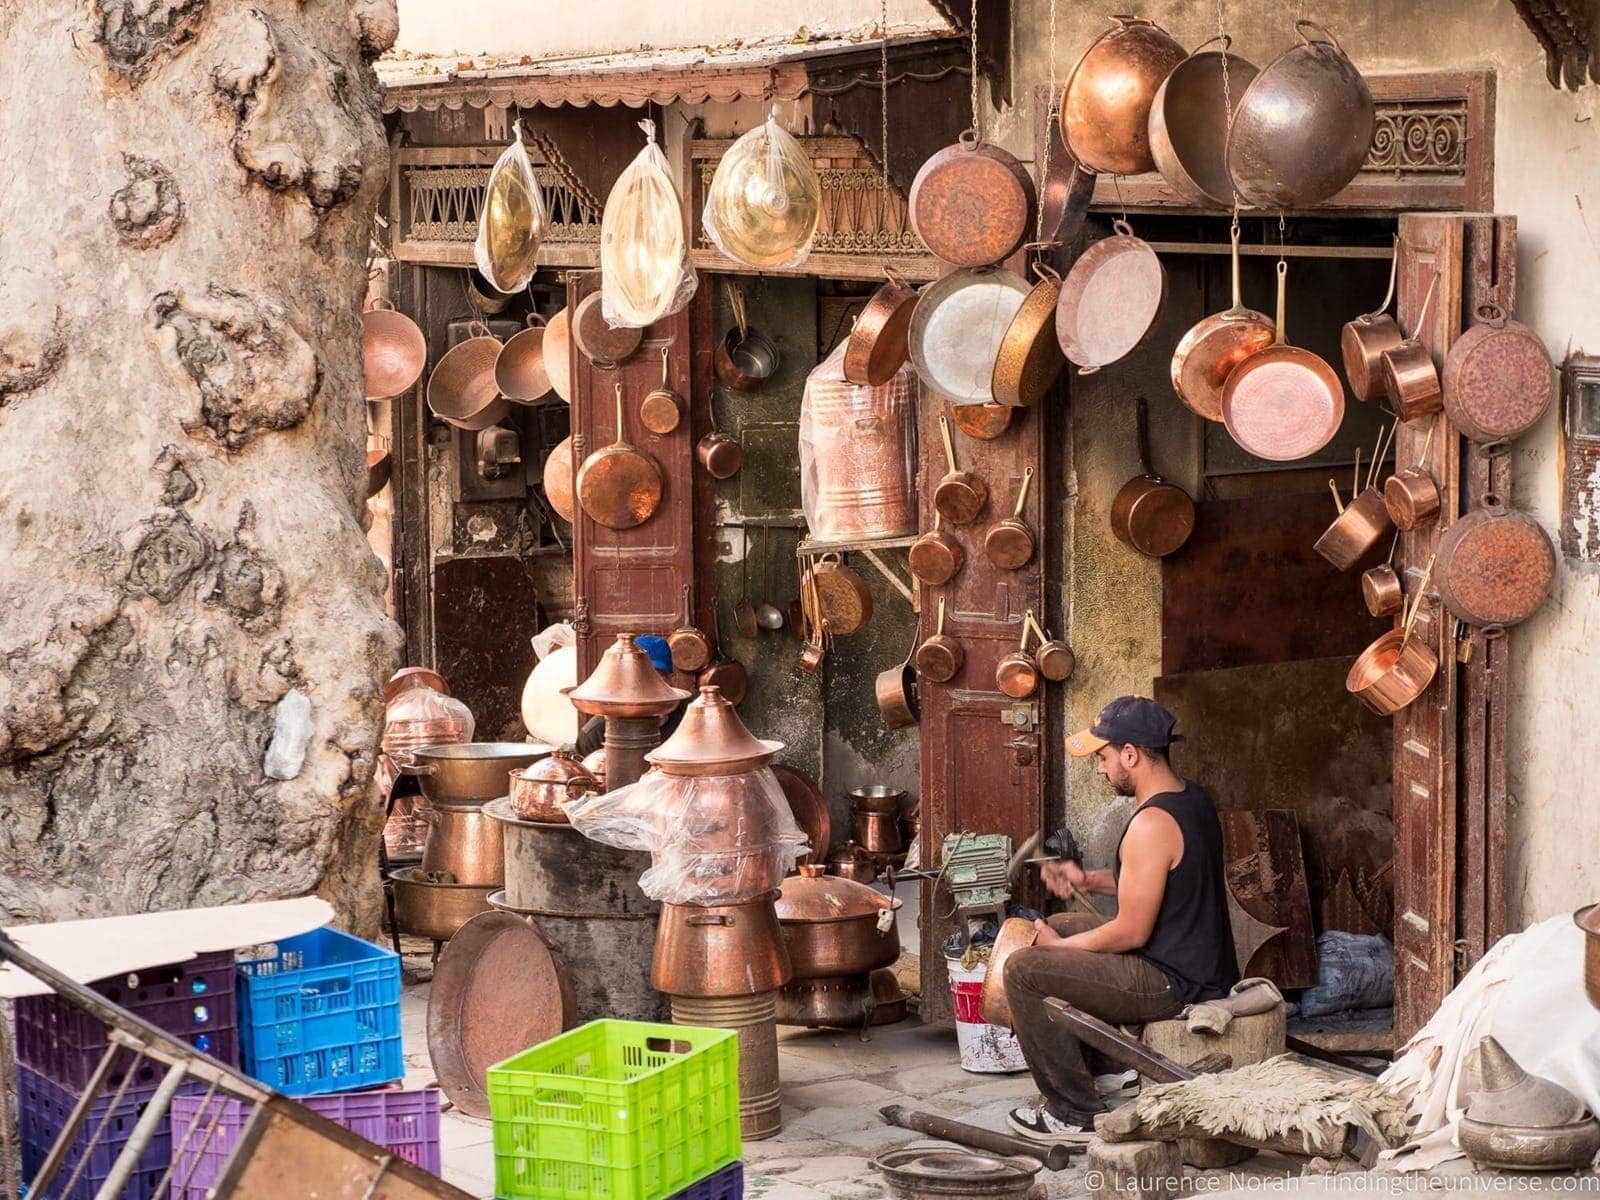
[1005,696,1239,1142]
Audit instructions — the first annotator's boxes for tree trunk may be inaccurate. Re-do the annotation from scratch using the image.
[0,0,401,930]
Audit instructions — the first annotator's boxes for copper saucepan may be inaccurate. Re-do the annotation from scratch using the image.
[1382,272,1442,423]
[639,344,681,435]
[363,298,427,400]
[844,269,919,387]
[1171,222,1275,421]
[914,597,963,684]
[668,584,712,673]
[995,614,1040,699]
[1362,561,1404,617]
[1340,237,1402,403]
[1026,613,1075,681]
[934,415,988,525]
[1111,397,1195,558]
[1347,559,1438,716]
[874,626,920,731]
[575,383,663,530]
[1314,436,1394,571]
[494,312,553,403]
[908,511,965,586]
[1384,425,1440,532]
[698,425,743,479]
[1222,260,1345,462]
[985,466,1037,570]
[428,321,510,431]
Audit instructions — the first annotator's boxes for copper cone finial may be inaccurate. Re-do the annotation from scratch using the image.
[563,634,689,718]
[646,685,784,776]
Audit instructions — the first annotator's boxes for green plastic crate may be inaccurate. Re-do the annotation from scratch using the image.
[488,1019,740,1200]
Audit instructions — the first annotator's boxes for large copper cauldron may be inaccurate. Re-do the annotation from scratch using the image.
[776,865,901,979]
[652,895,792,998]
[419,801,505,887]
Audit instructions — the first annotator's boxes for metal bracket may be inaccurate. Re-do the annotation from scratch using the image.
[1000,702,1039,731]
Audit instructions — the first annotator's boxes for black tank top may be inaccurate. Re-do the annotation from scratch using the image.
[1113,782,1239,1003]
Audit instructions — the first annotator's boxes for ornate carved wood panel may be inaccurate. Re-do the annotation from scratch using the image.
[569,272,699,690]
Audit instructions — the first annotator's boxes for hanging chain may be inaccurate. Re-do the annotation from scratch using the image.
[1037,0,1058,240]
[1217,0,1241,218]
[969,0,980,138]
[880,0,890,195]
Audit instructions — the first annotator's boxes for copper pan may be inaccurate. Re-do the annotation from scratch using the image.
[1026,613,1075,681]
[949,399,1014,441]
[362,298,426,400]
[1221,260,1345,462]
[494,312,553,403]
[1149,37,1260,208]
[909,267,1030,406]
[1382,273,1442,423]
[1315,488,1391,571]
[979,917,1039,1028]
[1442,302,1556,444]
[934,415,988,525]
[914,597,963,684]
[1111,397,1195,558]
[668,584,712,673]
[698,659,749,707]
[1384,467,1441,531]
[1227,20,1375,210]
[875,627,919,730]
[992,260,1066,408]
[845,270,918,386]
[908,511,964,586]
[1060,16,1187,177]
[1347,627,1438,716]
[1171,222,1275,420]
[812,554,873,636]
[427,321,510,431]
[575,384,663,529]
[697,427,743,479]
[1435,493,1556,632]
[572,292,641,367]
[995,616,1040,699]
[1362,562,1404,617]
[543,306,573,401]
[1340,239,1402,403]
[909,130,1036,268]
[1056,220,1166,374]
[542,434,576,522]
[639,345,682,435]
[985,466,1037,569]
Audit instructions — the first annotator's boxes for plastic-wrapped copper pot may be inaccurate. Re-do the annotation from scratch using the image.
[652,893,792,998]
[646,684,783,776]
[1362,563,1404,617]
[1384,467,1441,531]
[507,748,597,823]
[776,865,902,979]
[1314,488,1392,571]
[1346,628,1439,716]
[1574,905,1600,1011]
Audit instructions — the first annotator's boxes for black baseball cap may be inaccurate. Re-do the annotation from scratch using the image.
[1066,696,1185,758]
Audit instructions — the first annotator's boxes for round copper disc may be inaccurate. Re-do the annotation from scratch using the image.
[1444,320,1555,443]
[1437,502,1556,629]
[1057,231,1167,371]
[771,762,830,865]
[1221,347,1345,462]
[427,910,574,1118]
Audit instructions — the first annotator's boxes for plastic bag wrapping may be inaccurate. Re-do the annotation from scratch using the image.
[563,767,809,905]
[1299,931,1394,1018]
[800,341,918,540]
[475,121,547,294]
[702,111,821,270]
[379,680,474,856]
[602,121,697,328]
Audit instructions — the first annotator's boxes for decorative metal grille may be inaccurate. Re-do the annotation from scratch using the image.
[1363,102,1469,176]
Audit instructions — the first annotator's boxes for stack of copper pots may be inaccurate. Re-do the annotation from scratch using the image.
[562,634,689,789]
[774,864,903,1031]
[647,686,792,1141]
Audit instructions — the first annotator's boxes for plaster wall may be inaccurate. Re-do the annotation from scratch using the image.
[998,0,1600,926]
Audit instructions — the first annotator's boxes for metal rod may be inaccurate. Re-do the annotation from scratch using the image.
[27,1043,124,1200]
[879,1105,1079,1170]
[1140,240,1394,260]
[95,1061,189,1200]
[155,1077,224,1200]
[1043,999,1196,1083]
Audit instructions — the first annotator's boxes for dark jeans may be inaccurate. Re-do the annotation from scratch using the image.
[1004,913,1181,1124]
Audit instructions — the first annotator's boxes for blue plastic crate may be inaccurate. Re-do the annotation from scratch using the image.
[236,927,403,1095]
[671,1162,743,1200]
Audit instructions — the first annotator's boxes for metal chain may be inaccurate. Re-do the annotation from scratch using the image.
[969,0,980,138]
[1217,0,1241,217]
[1037,0,1058,240]
[880,0,890,195]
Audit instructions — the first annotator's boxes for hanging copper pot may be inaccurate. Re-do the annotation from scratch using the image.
[639,344,682,435]
[576,382,664,529]
[494,313,553,403]
[845,270,919,387]
[909,511,965,586]
[1149,37,1261,208]
[1060,16,1188,177]
[1112,397,1195,558]
[668,584,712,673]
[1314,487,1392,571]
[995,616,1040,699]
[875,627,920,731]
[1435,494,1557,632]
[934,415,989,526]
[1340,239,1402,403]
[1171,222,1275,421]
[985,467,1037,570]
[909,131,1036,268]
[1027,613,1075,682]
[811,554,874,636]
[652,894,792,998]
[1362,563,1404,617]
[1442,303,1557,445]
[1347,627,1439,716]
[542,434,576,522]
[1056,220,1167,375]
[948,399,1015,441]
[914,597,963,684]
[909,268,1030,406]
[363,298,427,400]
[543,306,573,402]
[427,322,510,431]
[572,292,641,367]
[1382,274,1443,423]
[991,262,1066,409]
[1384,466,1441,532]
[698,426,743,479]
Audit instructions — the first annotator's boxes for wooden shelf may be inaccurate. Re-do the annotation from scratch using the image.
[796,533,917,556]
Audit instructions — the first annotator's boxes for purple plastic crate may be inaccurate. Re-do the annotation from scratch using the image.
[15,949,238,1091]
[168,1086,442,1199]
[671,1162,743,1200]
[16,1064,188,1200]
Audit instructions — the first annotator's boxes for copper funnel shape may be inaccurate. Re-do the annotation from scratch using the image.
[646,685,784,776]
[563,634,689,718]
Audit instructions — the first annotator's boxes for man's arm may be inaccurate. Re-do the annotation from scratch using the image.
[1046,808,1181,954]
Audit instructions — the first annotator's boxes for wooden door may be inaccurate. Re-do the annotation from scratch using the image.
[569,272,699,690]
[918,392,1048,1025]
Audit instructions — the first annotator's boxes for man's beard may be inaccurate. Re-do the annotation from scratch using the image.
[1111,776,1136,797]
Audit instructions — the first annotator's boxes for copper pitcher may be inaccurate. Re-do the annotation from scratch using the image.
[652,894,792,998]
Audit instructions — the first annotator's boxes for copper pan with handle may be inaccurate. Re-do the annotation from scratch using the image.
[985,466,1037,569]
[1171,221,1275,420]
[908,511,965,586]
[494,312,553,403]
[844,268,919,387]
[1340,238,1402,403]
[428,321,510,431]
[575,383,663,530]
[914,597,963,684]
[874,626,920,731]
[934,415,989,525]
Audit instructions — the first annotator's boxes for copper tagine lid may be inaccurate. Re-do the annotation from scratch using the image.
[777,863,900,924]
[563,634,690,718]
[645,685,784,776]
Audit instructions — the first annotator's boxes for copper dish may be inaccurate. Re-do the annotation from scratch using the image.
[991,263,1066,408]
[1056,221,1167,375]
[542,306,573,401]
[362,298,426,400]
[1435,494,1557,632]
[1442,303,1557,444]
[427,322,509,431]
[1149,37,1260,208]
[1060,16,1187,177]
[909,267,1030,406]
[389,867,496,943]
[507,748,597,823]
[812,555,873,636]
[542,434,576,522]
[978,917,1039,1029]
[909,131,1036,268]
[571,291,641,366]
[1346,628,1439,716]
[845,271,919,386]
[1171,222,1275,420]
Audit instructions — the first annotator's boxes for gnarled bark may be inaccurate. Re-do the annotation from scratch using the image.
[0,0,401,929]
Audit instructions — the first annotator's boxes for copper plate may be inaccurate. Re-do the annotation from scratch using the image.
[571,292,641,366]
[909,132,1036,268]
[1442,304,1556,443]
[1435,495,1556,631]
[772,762,831,865]
[1056,222,1166,373]
[427,910,574,1117]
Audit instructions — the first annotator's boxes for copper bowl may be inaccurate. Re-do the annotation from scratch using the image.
[1346,629,1439,716]
[363,299,426,400]
[1574,904,1600,1011]
[978,917,1039,1029]
[652,893,792,998]
[1314,488,1393,571]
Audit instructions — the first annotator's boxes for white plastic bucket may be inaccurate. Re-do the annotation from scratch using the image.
[947,957,1028,1074]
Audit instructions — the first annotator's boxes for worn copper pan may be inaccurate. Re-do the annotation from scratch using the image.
[1149,37,1260,208]
[995,617,1040,699]
[639,345,681,435]
[575,383,662,529]
[1435,494,1556,632]
[427,321,510,431]
[1341,241,1402,403]
[1171,223,1275,420]
[1315,487,1392,571]
[572,292,641,366]
[845,271,918,386]
[1442,303,1556,444]
[1112,399,1195,558]
[992,262,1066,408]
[1227,21,1375,210]
[668,585,712,672]
[542,434,576,522]
[909,131,1036,268]
[985,466,1037,569]
[494,313,552,403]
[1060,16,1188,177]
[812,554,873,636]
[949,399,1014,441]
[1384,466,1441,531]
[914,597,963,684]
[1056,221,1166,374]
[362,298,426,400]
[543,306,573,401]
[1221,261,1345,462]
[908,511,964,586]
[1027,614,1075,681]
[910,267,1030,406]
[1362,563,1404,617]
[934,415,988,525]
[1382,274,1442,423]
[874,628,920,731]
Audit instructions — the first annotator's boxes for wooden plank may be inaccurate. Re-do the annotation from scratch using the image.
[1220,811,1318,990]
[1042,1000,1196,1083]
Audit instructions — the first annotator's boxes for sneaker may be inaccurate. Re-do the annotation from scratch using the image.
[1095,1069,1140,1101]
[1006,1105,1087,1143]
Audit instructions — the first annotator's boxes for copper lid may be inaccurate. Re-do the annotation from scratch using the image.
[645,685,783,775]
[581,748,608,783]
[387,666,450,703]
[516,747,594,787]
[776,862,900,924]
[563,634,689,718]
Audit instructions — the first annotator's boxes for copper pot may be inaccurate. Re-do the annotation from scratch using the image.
[652,894,792,998]
[1060,16,1187,177]
[909,512,964,586]
[397,741,553,804]
[776,865,902,978]
[1346,628,1439,717]
[427,322,509,431]
[978,917,1039,1029]
[362,299,427,401]
[1314,488,1392,571]
[698,659,749,707]
[1435,494,1557,632]
[715,325,780,392]
[1056,221,1167,375]
[850,785,905,815]
[1026,613,1075,681]
[852,809,902,856]
[1112,397,1195,558]
[1443,303,1556,445]
[1148,37,1260,208]
[1382,275,1443,422]
[698,428,743,479]
[494,313,553,403]
[827,841,878,884]
[995,616,1040,700]
[803,361,917,541]
[870,968,908,1025]
[668,585,712,673]
[581,747,608,791]
[1171,223,1276,421]
[914,597,963,684]
[1340,241,1401,403]
[909,131,1036,268]
[985,466,1037,570]
[572,292,641,367]
[1362,563,1404,617]
[1384,467,1441,531]
[639,345,682,435]
[389,867,496,942]
[419,801,506,887]
[507,749,597,823]
[874,633,919,731]
[934,415,988,526]
[845,271,918,386]
[576,384,664,530]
